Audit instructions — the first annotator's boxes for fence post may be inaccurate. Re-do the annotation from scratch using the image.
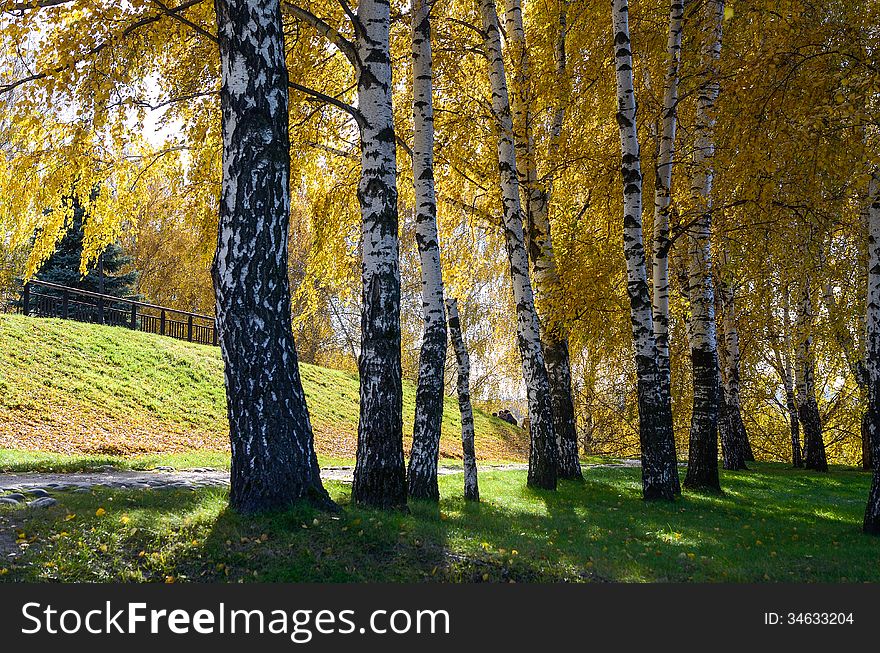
[212,319,218,346]
[97,295,105,325]
[62,287,69,319]
[131,303,138,330]
[160,309,166,336]
[187,314,193,342]
[22,282,30,316]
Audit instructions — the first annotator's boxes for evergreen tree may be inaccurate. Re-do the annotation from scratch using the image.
[35,194,138,298]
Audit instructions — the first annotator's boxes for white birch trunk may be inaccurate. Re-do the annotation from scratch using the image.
[352,0,407,508]
[795,264,827,472]
[864,168,880,533]
[781,283,802,467]
[716,271,750,469]
[683,0,723,491]
[612,0,677,500]
[446,298,479,501]
[652,0,684,392]
[503,0,581,480]
[479,0,557,489]
[212,0,332,514]
[407,0,448,501]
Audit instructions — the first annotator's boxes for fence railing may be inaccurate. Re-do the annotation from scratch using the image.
[14,279,218,346]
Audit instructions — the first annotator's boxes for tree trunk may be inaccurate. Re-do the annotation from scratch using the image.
[652,0,686,492]
[717,271,750,470]
[407,0,448,502]
[351,0,407,508]
[786,388,802,468]
[446,298,479,502]
[795,270,828,472]
[504,0,582,481]
[611,0,677,500]
[683,0,723,492]
[212,0,333,514]
[781,283,802,467]
[479,0,557,490]
[864,169,880,533]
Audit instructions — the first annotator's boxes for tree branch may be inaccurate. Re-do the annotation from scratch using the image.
[0,0,205,95]
[287,80,364,129]
[151,0,217,43]
[283,1,357,68]
[4,0,74,12]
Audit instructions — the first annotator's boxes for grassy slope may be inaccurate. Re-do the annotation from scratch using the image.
[1,462,877,583]
[0,314,526,462]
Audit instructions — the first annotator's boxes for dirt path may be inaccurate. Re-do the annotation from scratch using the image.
[0,460,640,494]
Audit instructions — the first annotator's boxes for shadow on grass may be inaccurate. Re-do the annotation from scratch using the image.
[2,462,877,583]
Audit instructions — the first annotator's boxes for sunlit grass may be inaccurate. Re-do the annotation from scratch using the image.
[2,462,877,583]
[0,313,526,460]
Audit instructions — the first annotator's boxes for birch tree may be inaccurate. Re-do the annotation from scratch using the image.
[775,283,802,467]
[795,264,828,472]
[716,261,751,470]
[504,0,582,480]
[683,0,723,491]
[212,0,333,513]
[611,0,677,500]
[350,0,407,508]
[447,298,479,501]
[480,0,557,489]
[407,0,449,501]
[652,0,684,451]
[864,169,880,534]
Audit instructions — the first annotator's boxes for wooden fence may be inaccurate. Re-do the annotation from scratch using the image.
[16,280,218,346]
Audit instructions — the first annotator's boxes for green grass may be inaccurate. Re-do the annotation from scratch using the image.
[0,313,526,460]
[2,463,877,583]
[0,449,614,474]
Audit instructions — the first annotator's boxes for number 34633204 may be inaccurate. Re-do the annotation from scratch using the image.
[764,612,854,625]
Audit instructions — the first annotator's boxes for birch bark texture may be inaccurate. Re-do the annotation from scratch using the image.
[503,0,581,480]
[683,0,723,491]
[717,269,751,470]
[781,285,802,467]
[446,298,480,502]
[406,0,448,501]
[479,0,557,490]
[611,0,677,500]
[351,0,407,508]
[795,269,828,472]
[863,169,880,534]
[212,0,332,514]
[652,0,684,444]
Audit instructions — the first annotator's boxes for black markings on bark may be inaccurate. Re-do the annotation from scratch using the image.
[212,0,333,515]
[352,0,407,509]
[447,298,479,502]
[684,347,721,491]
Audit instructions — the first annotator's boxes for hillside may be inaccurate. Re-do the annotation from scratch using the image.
[0,314,527,461]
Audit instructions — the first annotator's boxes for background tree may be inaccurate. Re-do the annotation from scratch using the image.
[479,0,557,490]
[407,0,449,501]
[35,194,138,298]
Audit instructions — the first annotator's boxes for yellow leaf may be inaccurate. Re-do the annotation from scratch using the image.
[724,6,734,21]
[95,508,106,517]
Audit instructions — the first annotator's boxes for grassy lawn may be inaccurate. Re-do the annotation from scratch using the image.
[2,462,877,583]
[0,448,615,473]
[0,313,526,461]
